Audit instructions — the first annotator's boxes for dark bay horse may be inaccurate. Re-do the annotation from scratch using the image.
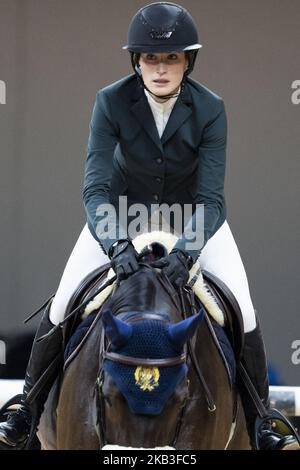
[38,261,249,450]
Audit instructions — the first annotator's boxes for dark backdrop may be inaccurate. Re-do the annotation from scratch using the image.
[0,0,299,384]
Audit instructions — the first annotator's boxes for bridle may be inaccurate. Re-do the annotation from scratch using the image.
[95,266,217,449]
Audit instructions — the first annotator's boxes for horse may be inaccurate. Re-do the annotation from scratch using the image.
[37,241,250,450]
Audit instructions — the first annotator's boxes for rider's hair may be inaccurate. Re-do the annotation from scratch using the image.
[132,51,191,68]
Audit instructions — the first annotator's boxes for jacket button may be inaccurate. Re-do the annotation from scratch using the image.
[153,194,159,201]
[156,158,163,164]
[156,177,162,183]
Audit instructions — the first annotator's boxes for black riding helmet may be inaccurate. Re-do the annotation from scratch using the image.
[123,2,202,100]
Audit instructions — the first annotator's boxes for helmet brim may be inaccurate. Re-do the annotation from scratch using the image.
[122,43,202,52]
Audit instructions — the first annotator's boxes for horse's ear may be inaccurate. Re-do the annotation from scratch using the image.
[167,308,204,350]
[102,309,133,348]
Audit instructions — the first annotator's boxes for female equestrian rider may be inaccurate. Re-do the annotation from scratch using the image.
[0,2,298,450]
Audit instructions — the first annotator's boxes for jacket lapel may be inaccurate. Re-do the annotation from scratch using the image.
[130,83,163,153]
[161,84,193,145]
[130,80,193,151]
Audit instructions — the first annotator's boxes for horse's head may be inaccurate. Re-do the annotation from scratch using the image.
[98,307,203,448]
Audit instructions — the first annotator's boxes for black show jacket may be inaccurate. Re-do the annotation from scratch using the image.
[83,74,227,261]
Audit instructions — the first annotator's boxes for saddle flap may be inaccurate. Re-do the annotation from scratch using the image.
[202,270,245,363]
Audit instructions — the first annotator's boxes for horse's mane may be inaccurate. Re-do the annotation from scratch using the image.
[104,265,180,319]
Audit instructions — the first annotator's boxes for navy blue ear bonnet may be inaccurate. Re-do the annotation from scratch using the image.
[102,308,203,415]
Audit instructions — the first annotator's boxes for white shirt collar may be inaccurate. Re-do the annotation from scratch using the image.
[144,87,180,111]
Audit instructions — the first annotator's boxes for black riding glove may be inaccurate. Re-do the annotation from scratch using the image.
[153,248,193,288]
[109,239,139,281]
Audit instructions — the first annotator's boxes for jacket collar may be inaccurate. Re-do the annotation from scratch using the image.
[130,78,193,153]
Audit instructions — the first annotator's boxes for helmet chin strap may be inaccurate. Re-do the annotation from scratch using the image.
[143,82,180,101]
[134,64,186,101]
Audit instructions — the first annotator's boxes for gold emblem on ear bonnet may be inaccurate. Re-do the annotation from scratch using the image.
[134,366,160,392]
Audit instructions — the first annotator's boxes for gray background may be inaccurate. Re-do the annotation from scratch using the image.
[0,0,299,384]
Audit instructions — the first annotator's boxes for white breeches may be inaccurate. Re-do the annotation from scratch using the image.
[49,221,257,333]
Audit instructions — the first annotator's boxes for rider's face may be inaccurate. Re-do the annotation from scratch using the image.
[138,51,188,100]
